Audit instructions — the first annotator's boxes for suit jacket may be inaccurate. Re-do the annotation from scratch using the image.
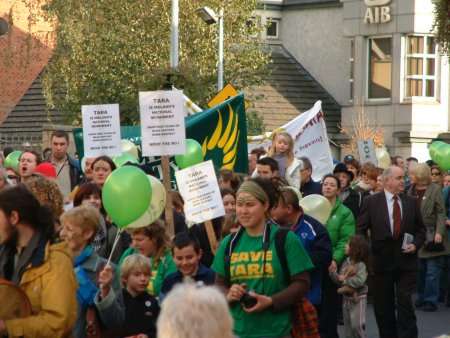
[357,191,425,272]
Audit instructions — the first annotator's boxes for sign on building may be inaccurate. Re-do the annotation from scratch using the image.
[364,0,392,24]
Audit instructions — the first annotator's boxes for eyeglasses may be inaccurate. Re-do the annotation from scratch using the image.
[431,172,441,177]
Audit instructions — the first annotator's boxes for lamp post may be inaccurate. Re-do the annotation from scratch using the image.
[196,7,224,91]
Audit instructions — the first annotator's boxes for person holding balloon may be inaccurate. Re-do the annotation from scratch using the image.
[320,174,356,338]
[73,182,129,263]
[60,205,125,337]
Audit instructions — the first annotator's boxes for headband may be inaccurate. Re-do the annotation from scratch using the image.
[237,181,269,204]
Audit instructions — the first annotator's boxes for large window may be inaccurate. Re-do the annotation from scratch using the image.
[368,37,392,99]
[405,35,437,98]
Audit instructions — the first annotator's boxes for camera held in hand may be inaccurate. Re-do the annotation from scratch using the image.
[240,290,257,309]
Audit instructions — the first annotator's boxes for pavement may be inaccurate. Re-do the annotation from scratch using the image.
[338,303,450,338]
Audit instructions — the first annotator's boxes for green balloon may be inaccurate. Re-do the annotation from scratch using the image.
[4,151,22,172]
[175,139,204,169]
[429,141,446,160]
[102,166,152,228]
[113,153,139,168]
[437,144,450,170]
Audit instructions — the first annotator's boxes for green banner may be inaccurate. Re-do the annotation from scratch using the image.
[73,93,248,178]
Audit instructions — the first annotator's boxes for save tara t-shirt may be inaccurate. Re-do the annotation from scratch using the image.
[212,223,314,338]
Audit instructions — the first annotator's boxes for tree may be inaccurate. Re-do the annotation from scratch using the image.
[432,0,450,56]
[37,0,269,124]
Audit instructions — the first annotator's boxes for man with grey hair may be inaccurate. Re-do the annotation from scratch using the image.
[157,283,233,338]
[299,156,322,197]
[357,166,425,338]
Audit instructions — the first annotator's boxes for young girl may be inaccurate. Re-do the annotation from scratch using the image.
[267,130,302,189]
[330,235,369,338]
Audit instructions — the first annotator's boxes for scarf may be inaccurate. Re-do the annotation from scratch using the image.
[74,245,98,307]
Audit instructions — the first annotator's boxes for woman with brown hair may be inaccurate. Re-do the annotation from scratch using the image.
[408,163,449,312]
[118,220,177,297]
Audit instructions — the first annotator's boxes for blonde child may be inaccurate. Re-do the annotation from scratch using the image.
[330,235,369,338]
[257,130,302,189]
[118,254,160,338]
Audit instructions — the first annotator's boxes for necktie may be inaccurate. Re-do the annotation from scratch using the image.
[393,195,401,239]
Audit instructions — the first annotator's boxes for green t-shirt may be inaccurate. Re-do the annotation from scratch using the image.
[118,247,177,297]
[212,224,314,338]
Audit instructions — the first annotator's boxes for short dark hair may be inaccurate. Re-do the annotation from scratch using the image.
[220,188,235,199]
[219,168,241,191]
[278,187,301,211]
[300,157,312,172]
[172,232,201,254]
[247,177,280,210]
[392,156,403,165]
[19,150,42,165]
[406,157,418,163]
[257,157,279,172]
[51,130,69,142]
[2,147,14,158]
[92,155,117,172]
[322,173,341,189]
[250,147,266,160]
[73,183,102,207]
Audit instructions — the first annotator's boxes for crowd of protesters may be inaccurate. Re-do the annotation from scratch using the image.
[0,129,448,338]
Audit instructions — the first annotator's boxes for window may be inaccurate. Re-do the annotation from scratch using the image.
[405,35,437,98]
[350,39,355,102]
[368,37,392,99]
[266,18,279,39]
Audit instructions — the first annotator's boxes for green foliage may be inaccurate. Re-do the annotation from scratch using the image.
[40,0,269,124]
[246,111,265,136]
[432,0,450,56]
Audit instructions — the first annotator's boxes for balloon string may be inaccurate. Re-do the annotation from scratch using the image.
[106,228,123,267]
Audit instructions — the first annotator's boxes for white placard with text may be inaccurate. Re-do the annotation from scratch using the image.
[82,104,122,157]
[175,160,225,224]
[357,139,378,165]
[139,90,185,156]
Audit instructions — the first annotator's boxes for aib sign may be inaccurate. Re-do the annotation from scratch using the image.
[364,0,391,24]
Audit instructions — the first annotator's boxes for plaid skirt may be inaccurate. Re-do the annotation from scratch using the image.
[291,298,320,338]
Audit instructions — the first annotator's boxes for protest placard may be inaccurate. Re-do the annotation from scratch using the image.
[139,90,185,156]
[357,139,378,165]
[82,104,122,157]
[175,160,225,224]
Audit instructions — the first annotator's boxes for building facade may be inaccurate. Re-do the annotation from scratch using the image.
[257,0,450,160]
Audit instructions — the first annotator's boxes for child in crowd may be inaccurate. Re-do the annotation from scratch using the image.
[119,254,160,338]
[266,130,302,189]
[160,232,215,300]
[330,235,369,338]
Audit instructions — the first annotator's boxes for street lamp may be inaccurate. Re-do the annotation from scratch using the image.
[196,6,224,91]
[0,18,9,37]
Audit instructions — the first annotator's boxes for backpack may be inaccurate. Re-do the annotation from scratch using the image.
[223,223,290,285]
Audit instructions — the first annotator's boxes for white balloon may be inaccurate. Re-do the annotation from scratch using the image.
[299,194,332,225]
[121,139,139,160]
[127,175,167,229]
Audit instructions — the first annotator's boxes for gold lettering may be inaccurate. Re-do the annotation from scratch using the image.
[238,252,249,262]
[266,250,273,261]
[364,7,374,24]
[265,263,273,275]
[247,264,260,276]
[235,264,247,276]
[380,6,391,23]
[250,251,262,262]
[231,253,239,263]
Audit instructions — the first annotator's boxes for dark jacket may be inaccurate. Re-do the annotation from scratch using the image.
[291,214,332,305]
[341,187,363,220]
[357,191,426,272]
[46,155,83,191]
[115,289,159,338]
[300,179,322,197]
[407,183,450,258]
[160,264,215,300]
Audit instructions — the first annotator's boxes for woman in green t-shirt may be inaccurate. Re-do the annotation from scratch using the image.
[212,178,314,338]
[118,219,176,297]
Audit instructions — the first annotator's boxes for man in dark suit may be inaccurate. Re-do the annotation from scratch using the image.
[358,166,425,338]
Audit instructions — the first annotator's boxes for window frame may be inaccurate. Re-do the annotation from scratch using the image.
[403,34,439,102]
[265,18,280,40]
[366,35,393,102]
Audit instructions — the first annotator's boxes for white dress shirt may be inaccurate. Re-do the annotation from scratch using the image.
[384,190,403,235]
